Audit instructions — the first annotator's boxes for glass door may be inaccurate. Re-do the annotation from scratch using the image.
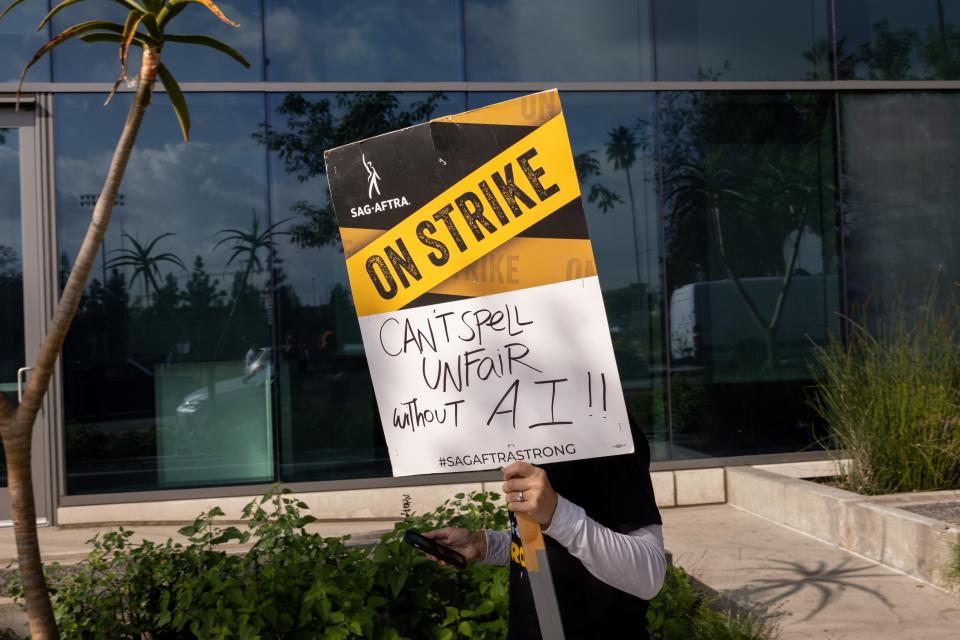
[0,104,49,524]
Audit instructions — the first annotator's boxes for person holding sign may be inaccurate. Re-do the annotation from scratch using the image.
[324,90,665,636]
[424,417,665,639]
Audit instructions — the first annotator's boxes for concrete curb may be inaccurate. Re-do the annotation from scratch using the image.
[727,466,960,596]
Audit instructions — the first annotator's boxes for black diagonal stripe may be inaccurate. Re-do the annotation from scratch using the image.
[401,291,471,311]
[516,198,590,240]
[326,121,539,232]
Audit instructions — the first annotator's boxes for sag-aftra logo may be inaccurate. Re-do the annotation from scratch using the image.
[350,153,411,218]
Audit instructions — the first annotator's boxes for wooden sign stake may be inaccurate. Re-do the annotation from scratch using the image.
[517,513,566,639]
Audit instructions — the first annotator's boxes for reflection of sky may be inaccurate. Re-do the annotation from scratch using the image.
[0,134,21,261]
[465,0,652,81]
[56,93,267,297]
[265,0,463,82]
[467,92,660,292]
[655,0,828,80]
[269,92,468,306]
[51,0,261,82]
[0,0,49,82]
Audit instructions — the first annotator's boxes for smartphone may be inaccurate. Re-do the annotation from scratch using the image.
[403,529,467,569]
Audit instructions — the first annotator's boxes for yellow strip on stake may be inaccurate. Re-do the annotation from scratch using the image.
[345,112,580,316]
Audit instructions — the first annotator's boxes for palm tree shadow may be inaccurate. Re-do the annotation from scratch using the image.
[729,556,896,623]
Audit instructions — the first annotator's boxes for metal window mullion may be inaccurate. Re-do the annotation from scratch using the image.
[38,93,64,524]
[7,81,960,94]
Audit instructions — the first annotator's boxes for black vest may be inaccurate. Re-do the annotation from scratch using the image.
[507,422,661,639]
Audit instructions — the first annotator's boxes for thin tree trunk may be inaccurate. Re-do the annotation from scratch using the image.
[710,207,770,340]
[212,260,253,358]
[0,48,159,639]
[768,209,807,338]
[624,167,643,292]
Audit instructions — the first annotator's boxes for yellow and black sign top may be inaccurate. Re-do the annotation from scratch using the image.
[325,90,597,317]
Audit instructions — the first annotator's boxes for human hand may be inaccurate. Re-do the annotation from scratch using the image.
[421,527,487,564]
[502,462,559,528]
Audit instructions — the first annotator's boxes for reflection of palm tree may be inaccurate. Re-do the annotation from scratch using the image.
[574,150,623,213]
[667,158,814,368]
[606,126,644,292]
[105,232,186,302]
[212,211,288,355]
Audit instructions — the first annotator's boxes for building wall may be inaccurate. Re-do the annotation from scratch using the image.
[1,1,958,505]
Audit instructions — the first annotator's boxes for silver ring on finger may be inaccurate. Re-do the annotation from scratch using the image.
[517,490,524,502]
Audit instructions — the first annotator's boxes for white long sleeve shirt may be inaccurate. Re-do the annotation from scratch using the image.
[480,494,667,600]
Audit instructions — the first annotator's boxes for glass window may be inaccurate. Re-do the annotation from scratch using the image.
[561,91,668,460]
[262,91,466,482]
[51,0,262,82]
[0,0,49,82]
[841,92,960,319]
[464,92,669,459]
[464,0,652,81]
[265,0,463,82]
[836,0,960,79]
[0,125,22,492]
[57,93,273,494]
[660,92,840,458]
[655,1,831,81]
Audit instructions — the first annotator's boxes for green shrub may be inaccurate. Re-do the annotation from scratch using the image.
[647,566,775,640]
[6,488,508,640]
[5,488,774,639]
[809,294,960,495]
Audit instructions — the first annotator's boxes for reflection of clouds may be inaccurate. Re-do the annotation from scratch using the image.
[270,165,351,308]
[266,0,461,81]
[465,0,648,81]
[0,0,48,82]
[51,0,260,82]
[162,0,261,80]
[58,140,265,289]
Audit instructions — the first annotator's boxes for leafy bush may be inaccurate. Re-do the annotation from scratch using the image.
[6,488,508,640]
[647,566,775,640]
[5,488,773,639]
[809,294,960,495]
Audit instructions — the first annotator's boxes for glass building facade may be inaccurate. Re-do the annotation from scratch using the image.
[2,1,958,506]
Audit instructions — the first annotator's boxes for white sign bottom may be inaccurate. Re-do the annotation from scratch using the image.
[358,276,632,477]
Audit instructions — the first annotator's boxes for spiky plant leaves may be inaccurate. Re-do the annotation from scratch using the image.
[163,33,250,67]
[157,62,189,140]
[2,0,246,139]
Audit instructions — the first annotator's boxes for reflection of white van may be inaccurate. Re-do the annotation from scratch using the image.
[669,275,839,363]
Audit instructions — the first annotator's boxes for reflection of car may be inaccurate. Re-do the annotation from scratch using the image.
[669,276,838,364]
[176,348,270,418]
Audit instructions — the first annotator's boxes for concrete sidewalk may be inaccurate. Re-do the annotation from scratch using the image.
[0,520,397,566]
[663,504,960,640]
[0,507,958,639]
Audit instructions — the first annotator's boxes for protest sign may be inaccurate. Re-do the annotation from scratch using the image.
[324,90,631,477]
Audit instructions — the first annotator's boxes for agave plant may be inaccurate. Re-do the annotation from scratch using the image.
[211,211,288,355]
[105,231,187,302]
[2,0,249,139]
[0,2,249,637]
